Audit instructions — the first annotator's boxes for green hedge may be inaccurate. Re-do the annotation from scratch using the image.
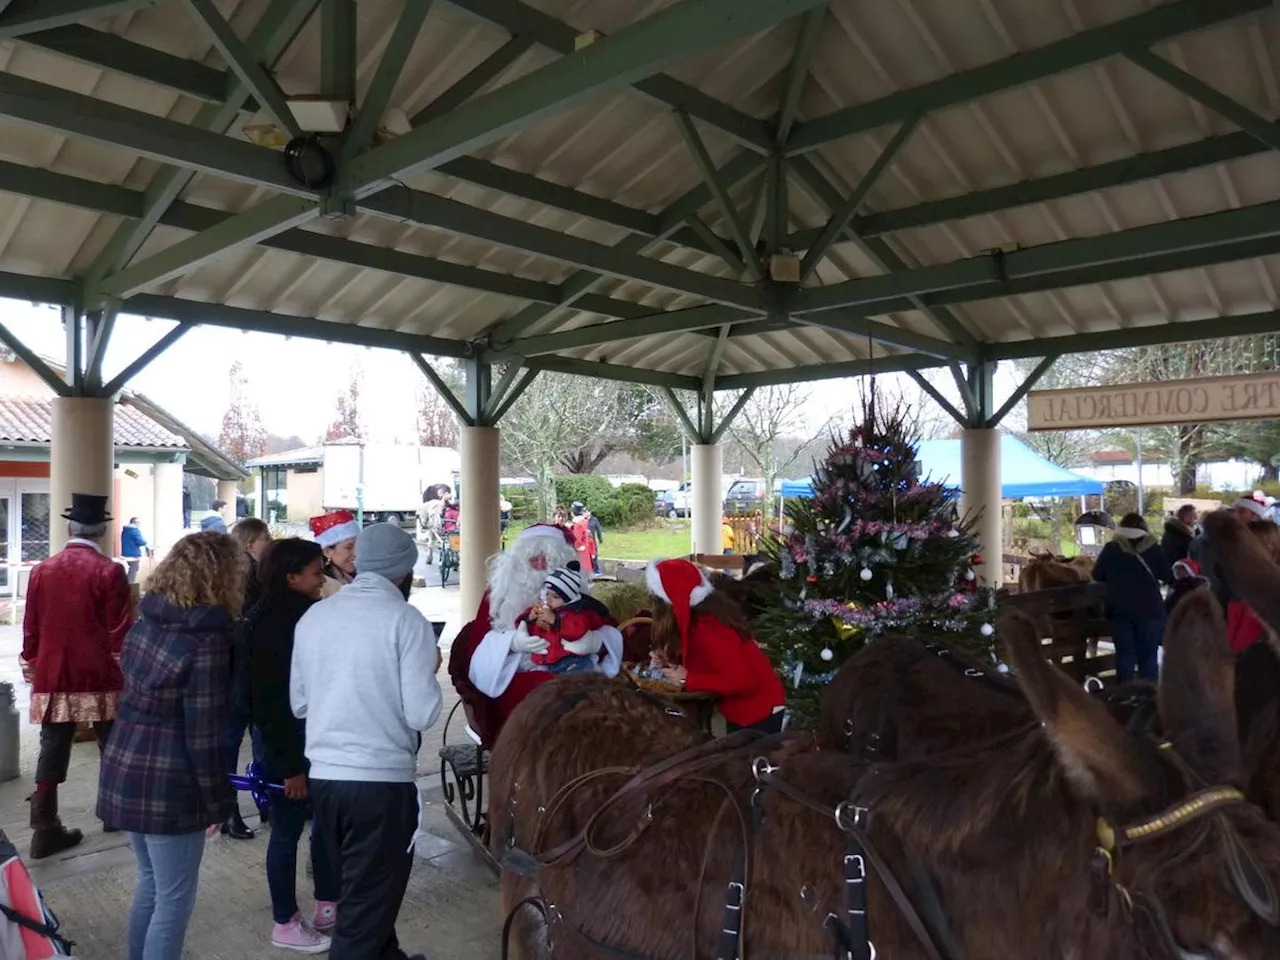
[551,476,655,528]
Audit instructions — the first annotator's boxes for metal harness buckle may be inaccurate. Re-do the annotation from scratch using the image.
[751,756,777,782]
[835,800,869,833]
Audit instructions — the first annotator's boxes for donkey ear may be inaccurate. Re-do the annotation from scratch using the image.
[1203,508,1280,634]
[999,610,1149,807]
[1159,586,1245,786]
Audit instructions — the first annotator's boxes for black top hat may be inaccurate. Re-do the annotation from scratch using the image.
[62,493,112,525]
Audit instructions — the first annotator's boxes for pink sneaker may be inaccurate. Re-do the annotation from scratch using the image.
[271,914,331,954]
[312,901,337,935]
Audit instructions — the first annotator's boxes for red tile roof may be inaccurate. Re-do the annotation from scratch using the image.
[0,396,185,449]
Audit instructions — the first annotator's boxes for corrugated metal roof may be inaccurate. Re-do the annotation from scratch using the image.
[246,444,325,468]
[0,0,1275,389]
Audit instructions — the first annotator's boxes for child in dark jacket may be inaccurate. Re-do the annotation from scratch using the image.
[1092,513,1173,683]
[1165,557,1207,617]
[246,538,339,952]
[519,561,610,674]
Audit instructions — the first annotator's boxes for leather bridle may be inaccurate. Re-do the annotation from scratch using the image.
[1089,741,1279,957]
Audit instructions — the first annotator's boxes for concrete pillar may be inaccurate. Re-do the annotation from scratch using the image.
[691,443,723,558]
[216,479,238,525]
[961,427,1002,586]
[153,461,185,556]
[459,425,500,620]
[50,397,114,554]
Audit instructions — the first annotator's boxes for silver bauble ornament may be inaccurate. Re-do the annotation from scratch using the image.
[859,567,873,582]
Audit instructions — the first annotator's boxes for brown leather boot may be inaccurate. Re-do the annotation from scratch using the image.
[28,788,83,860]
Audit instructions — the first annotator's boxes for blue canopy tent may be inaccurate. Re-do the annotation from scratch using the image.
[779,435,1104,500]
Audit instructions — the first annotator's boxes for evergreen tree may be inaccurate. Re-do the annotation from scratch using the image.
[755,398,999,729]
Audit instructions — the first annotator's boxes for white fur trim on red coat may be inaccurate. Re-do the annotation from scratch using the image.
[645,559,713,609]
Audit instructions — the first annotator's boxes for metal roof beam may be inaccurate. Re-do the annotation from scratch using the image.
[793,198,1280,315]
[787,0,1269,154]
[801,312,976,360]
[787,154,977,345]
[775,5,827,146]
[486,152,761,343]
[180,0,302,140]
[358,188,765,311]
[487,305,752,358]
[788,131,1269,247]
[715,351,942,390]
[986,309,1280,361]
[127,294,473,359]
[344,0,430,155]
[1125,47,1280,151]
[9,25,733,260]
[97,196,321,299]
[345,0,828,193]
[0,159,688,322]
[798,116,918,282]
[0,71,311,195]
[526,355,701,391]
[0,0,158,37]
[444,0,775,153]
[675,112,762,278]
[84,0,319,285]
[102,323,190,397]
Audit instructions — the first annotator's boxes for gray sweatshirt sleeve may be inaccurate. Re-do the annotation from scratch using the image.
[399,611,443,732]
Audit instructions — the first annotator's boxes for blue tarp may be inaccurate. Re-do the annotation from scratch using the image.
[778,435,1104,500]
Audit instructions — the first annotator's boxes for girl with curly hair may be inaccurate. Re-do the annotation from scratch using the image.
[97,531,245,960]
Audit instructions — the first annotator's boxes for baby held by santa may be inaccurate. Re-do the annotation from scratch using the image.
[515,560,612,674]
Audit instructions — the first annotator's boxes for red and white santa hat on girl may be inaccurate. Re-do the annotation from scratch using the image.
[309,510,360,547]
[646,558,714,649]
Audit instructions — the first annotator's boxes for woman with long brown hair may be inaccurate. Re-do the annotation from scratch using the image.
[97,531,245,960]
[647,558,785,733]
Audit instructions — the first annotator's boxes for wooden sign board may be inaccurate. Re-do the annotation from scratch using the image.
[1027,371,1280,431]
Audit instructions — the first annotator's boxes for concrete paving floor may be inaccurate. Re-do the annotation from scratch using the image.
[0,573,504,959]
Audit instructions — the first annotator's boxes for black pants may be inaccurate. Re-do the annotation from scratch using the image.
[311,780,418,960]
[726,711,785,735]
[36,720,113,784]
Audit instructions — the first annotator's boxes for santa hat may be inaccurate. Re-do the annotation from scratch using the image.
[646,558,713,650]
[1234,496,1271,519]
[1172,557,1201,580]
[515,523,575,550]
[310,510,359,548]
[543,561,584,605]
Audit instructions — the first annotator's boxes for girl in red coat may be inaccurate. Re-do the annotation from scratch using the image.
[647,558,786,733]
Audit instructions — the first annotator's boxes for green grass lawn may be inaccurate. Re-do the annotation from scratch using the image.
[508,520,692,561]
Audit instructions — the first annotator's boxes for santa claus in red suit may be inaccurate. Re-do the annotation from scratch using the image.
[452,524,622,746]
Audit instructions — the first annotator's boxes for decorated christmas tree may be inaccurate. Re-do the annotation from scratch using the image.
[756,396,999,728]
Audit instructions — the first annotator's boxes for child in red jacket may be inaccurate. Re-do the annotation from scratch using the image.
[646,558,785,733]
[518,561,610,674]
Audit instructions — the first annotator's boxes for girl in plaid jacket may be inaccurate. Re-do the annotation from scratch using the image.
[97,532,244,960]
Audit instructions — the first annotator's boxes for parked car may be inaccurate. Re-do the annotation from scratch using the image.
[655,481,693,519]
[723,478,767,514]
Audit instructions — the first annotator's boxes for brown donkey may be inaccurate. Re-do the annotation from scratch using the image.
[489,592,1280,959]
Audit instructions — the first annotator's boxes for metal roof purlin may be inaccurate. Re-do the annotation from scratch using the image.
[785,0,1270,154]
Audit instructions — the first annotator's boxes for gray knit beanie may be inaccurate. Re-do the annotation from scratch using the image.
[355,522,418,581]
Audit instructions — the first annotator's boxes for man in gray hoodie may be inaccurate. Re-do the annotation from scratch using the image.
[291,522,441,960]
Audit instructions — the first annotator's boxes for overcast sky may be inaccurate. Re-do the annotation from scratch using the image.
[0,297,1011,450]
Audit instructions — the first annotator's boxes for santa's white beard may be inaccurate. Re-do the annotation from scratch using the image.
[487,540,578,629]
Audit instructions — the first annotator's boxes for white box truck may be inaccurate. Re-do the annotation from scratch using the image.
[321,441,460,525]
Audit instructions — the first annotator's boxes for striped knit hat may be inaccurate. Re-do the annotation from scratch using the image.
[542,560,584,605]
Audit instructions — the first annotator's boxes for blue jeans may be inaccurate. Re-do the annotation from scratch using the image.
[1108,616,1164,683]
[266,788,341,923]
[127,831,206,960]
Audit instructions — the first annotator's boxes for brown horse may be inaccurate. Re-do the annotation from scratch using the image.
[490,591,1280,959]
[1019,551,1094,592]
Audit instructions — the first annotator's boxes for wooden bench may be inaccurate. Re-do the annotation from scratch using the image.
[1004,581,1116,683]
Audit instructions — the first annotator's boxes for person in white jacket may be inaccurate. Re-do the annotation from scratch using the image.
[291,522,440,960]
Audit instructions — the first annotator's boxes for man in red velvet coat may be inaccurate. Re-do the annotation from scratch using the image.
[450,524,622,748]
[21,493,132,858]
